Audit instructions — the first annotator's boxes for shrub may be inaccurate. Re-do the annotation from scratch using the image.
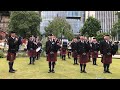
[17,52,28,57]
[0,50,5,58]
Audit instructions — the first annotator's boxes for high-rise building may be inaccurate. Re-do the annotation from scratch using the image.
[85,11,95,19]
[66,11,85,35]
[40,11,85,35]
[40,11,66,34]
[95,11,118,34]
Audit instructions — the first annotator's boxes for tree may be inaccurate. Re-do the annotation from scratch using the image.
[44,17,74,40]
[96,33,109,42]
[110,12,120,40]
[80,16,101,37]
[8,11,41,39]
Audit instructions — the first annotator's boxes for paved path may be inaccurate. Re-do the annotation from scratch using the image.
[98,55,120,59]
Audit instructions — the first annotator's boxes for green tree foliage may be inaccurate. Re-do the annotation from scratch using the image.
[8,11,41,38]
[44,17,74,40]
[80,16,101,37]
[110,12,120,38]
[96,33,109,42]
[111,19,120,38]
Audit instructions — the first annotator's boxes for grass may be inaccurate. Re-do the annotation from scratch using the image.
[0,56,120,79]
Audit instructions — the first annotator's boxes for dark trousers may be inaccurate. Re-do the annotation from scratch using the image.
[104,64,110,72]
[62,55,66,60]
[80,64,86,71]
[93,58,97,65]
[74,58,78,64]
[48,61,55,71]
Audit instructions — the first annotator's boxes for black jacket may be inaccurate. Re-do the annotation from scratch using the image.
[71,42,77,52]
[27,40,37,51]
[77,41,88,54]
[7,37,18,53]
[91,42,99,52]
[99,40,117,55]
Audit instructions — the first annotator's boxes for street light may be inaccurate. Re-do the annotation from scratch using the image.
[61,26,65,42]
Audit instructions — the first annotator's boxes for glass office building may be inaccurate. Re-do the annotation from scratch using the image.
[40,11,66,34]
[95,11,118,33]
[95,11,119,40]
[66,11,85,34]
[40,11,85,35]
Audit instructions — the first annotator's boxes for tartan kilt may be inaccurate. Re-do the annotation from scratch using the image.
[28,50,37,57]
[72,51,78,58]
[102,55,112,64]
[61,50,66,55]
[79,53,88,64]
[91,51,98,58]
[47,52,57,62]
[7,52,16,61]
[87,52,91,62]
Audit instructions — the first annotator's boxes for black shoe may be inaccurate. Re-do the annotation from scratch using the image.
[80,71,83,73]
[103,71,107,73]
[9,70,15,73]
[83,70,87,73]
[52,70,55,73]
[48,70,51,73]
[12,69,17,71]
[73,63,75,65]
[28,63,31,65]
[95,64,98,66]
[107,71,112,74]
[76,63,79,65]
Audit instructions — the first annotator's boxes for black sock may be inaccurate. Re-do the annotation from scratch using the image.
[104,64,107,71]
[64,55,66,60]
[11,62,14,70]
[8,62,12,71]
[74,58,75,64]
[80,64,83,71]
[83,64,86,71]
[29,57,32,64]
[33,57,35,63]
[106,64,110,71]
[93,58,95,65]
[75,58,77,64]
[49,62,51,71]
[94,58,97,65]
[52,62,55,71]
[62,55,63,60]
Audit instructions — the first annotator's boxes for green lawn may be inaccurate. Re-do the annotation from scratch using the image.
[0,57,120,79]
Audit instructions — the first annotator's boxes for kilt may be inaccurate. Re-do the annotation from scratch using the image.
[79,53,88,64]
[47,52,57,62]
[102,55,112,64]
[91,51,98,58]
[72,51,78,58]
[61,50,66,55]
[7,52,16,61]
[28,50,37,57]
[87,52,91,61]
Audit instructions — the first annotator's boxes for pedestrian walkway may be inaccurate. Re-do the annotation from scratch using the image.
[98,55,120,59]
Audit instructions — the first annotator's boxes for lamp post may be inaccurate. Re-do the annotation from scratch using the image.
[61,26,65,42]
